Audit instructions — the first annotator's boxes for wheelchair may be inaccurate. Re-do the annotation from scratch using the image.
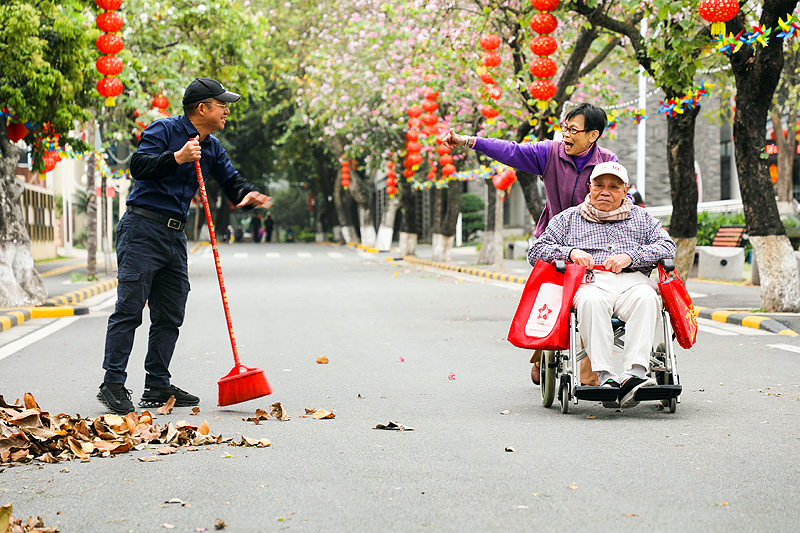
[538,259,682,414]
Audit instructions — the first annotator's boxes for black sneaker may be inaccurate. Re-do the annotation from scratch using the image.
[619,377,657,408]
[97,382,135,415]
[601,379,621,409]
[139,385,200,408]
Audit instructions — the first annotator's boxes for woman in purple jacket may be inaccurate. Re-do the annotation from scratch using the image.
[442,103,618,387]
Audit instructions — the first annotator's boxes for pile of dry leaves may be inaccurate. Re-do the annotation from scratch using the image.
[0,393,267,467]
[0,503,57,533]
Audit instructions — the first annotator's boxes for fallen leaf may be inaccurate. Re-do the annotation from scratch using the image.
[316,356,329,364]
[505,447,515,452]
[0,504,12,532]
[624,513,638,517]
[190,407,201,416]
[254,408,271,420]
[568,484,579,490]
[500,410,510,415]
[23,392,39,411]
[157,446,177,455]
[157,396,177,415]
[587,416,596,419]
[270,402,290,421]
[162,523,176,529]
[312,410,335,419]
[447,373,456,380]
[374,421,414,431]
[214,518,227,529]
[305,408,316,414]
[199,420,210,435]
[139,456,162,462]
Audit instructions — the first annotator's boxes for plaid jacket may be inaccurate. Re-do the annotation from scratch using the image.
[528,205,676,275]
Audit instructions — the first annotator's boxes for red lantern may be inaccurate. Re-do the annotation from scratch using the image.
[96,55,123,76]
[481,105,499,119]
[423,88,439,100]
[43,153,56,173]
[442,164,456,177]
[698,0,739,36]
[403,168,415,178]
[421,99,439,113]
[96,34,124,55]
[531,0,560,11]
[528,79,557,101]
[480,33,502,51]
[387,185,398,195]
[420,113,438,126]
[421,125,435,136]
[480,73,496,85]
[96,12,123,33]
[530,12,558,34]
[483,85,503,100]
[407,153,424,166]
[151,94,169,110]
[407,105,423,118]
[439,154,454,166]
[403,158,413,169]
[436,144,451,156]
[97,76,123,107]
[406,130,419,142]
[482,51,501,68]
[530,35,558,56]
[407,118,421,129]
[96,0,123,9]
[427,171,436,180]
[406,141,423,153]
[7,122,28,142]
[529,57,557,78]
[493,169,517,191]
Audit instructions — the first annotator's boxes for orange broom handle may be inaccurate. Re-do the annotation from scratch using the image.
[195,160,241,367]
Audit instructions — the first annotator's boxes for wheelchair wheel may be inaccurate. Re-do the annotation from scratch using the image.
[667,396,677,413]
[540,350,556,408]
[559,382,570,414]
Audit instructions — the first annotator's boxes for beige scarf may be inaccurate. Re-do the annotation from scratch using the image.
[580,194,632,223]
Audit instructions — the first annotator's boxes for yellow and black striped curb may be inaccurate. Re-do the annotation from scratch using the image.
[403,256,528,284]
[43,278,118,306]
[0,306,89,332]
[693,306,798,336]
[402,256,799,335]
[346,242,380,254]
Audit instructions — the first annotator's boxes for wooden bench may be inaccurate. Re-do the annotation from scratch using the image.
[711,225,748,247]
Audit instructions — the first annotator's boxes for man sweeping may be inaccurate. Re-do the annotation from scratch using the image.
[97,77,272,415]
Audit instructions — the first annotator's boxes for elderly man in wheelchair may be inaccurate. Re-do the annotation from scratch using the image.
[528,161,677,410]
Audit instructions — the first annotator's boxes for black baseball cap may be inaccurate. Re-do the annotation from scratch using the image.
[182,77,241,106]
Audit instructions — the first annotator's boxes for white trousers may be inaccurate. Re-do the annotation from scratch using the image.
[572,271,659,377]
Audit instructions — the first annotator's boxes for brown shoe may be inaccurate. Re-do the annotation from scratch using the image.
[530,362,540,385]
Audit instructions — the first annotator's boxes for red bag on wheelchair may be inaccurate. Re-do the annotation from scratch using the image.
[507,260,586,350]
[657,262,698,349]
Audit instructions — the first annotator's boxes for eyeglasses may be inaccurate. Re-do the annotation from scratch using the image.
[559,123,588,135]
[200,101,229,111]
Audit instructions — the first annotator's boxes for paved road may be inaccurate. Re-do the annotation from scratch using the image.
[2,242,800,532]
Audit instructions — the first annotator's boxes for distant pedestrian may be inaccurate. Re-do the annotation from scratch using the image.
[250,214,262,242]
[264,214,274,243]
[98,77,273,415]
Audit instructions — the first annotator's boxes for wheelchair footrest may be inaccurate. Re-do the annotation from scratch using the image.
[634,385,682,402]
[574,386,620,402]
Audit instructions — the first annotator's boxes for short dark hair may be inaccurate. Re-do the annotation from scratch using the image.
[183,101,203,116]
[564,103,607,137]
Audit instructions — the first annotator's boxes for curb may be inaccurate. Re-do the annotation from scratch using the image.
[401,256,799,336]
[693,306,799,336]
[189,241,209,254]
[346,242,380,254]
[44,278,118,306]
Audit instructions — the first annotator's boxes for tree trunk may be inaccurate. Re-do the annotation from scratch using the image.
[772,106,797,214]
[375,195,401,251]
[729,0,800,312]
[665,105,701,278]
[85,137,98,280]
[398,178,418,256]
[431,183,463,262]
[347,167,375,246]
[332,173,356,243]
[477,184,504,267]
[0,127,47,306]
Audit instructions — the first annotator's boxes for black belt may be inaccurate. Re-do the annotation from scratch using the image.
[126,206,186,231]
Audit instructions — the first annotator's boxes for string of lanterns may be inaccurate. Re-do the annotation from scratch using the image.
[340,158,351,190]
[478,33,502,119]
[95,0,124,107]
[385,160,398,197]
[528,0,560,109]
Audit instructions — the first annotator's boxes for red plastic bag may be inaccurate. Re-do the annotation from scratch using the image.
[658,263,698,349]
[507,261,586,350]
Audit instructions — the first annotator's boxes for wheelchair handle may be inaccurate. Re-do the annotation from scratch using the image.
[660,258,675,272]
[554,260,567,274]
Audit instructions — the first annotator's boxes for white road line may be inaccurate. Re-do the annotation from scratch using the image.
[698,323,738,336]
[328,252,344,258]
[0,316,81,362]
[697,317,771,336]
[265,252,280,258]
[767,344,800,354]
[297,252,313,258]
[233,253,249,258]
[688,291,708,298]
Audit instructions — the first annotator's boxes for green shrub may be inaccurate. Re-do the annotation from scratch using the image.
[461,193,485,243]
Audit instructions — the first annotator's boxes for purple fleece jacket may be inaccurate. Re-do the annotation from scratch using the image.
[473,138,617,237]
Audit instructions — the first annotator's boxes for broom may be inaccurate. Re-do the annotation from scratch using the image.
[195,160,272,406]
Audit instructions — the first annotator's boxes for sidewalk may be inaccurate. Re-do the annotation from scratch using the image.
[402,243,800,335]
[0,250,118,333]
